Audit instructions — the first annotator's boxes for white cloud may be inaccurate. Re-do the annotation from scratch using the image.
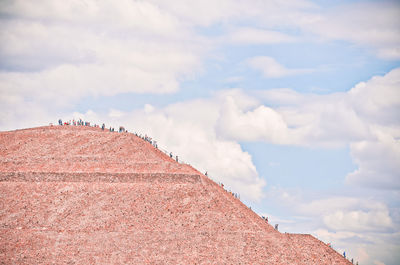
[346,132,400,189]
[217,88,370,147]
[348,68,400,126]
[217,68,400,189]
[108,109,125,118]
[0,99,57,130]
[323,209,393,232]
[247,56,314,78]
[0,0,208,130]
[146,0,316,27]
[0,0,205,92]
[300,1,400,60]
[313,228,400,265]
[262,186,398,265]
[313,228,359,244]
[262,184,399,264]
[299,197,385,215]
[223,76,244,84]
[144,1,400,60]
[297,196,393,233]
[344,68,400,189]
[0,0,181,35]
[356,248,370,264]
[144,104,155,114]
[216,95,300,144]
[1,0,398,132]
[147,0,400,60]
[226,27,296,45]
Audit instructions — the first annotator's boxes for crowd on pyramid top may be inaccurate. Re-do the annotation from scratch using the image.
[57,118,158,147]
[58,118,126,134]
[55,118,205,168]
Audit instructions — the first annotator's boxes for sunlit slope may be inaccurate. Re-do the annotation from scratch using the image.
[0,125,350,264]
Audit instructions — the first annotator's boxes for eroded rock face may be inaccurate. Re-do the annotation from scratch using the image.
[0,126,350,264]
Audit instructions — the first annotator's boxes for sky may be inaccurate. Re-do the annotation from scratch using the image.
[0,0,399,264]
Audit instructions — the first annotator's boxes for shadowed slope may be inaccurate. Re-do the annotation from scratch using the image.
[0,125,350,264]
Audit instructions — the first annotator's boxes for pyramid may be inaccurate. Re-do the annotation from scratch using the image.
[0,125,351,264]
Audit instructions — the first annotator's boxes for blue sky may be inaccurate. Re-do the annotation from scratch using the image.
[1,1,399,264]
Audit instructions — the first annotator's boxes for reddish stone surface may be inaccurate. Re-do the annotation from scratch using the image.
[0,126,351,264]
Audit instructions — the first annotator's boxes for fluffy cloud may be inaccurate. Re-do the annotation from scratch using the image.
[288,196,393,233]
[226,27,296,45]
[0,0,208,130]
[217,95,300,144]
[300,1,400,60]
[151,0,399,59]
[1,0,398,130]
[217,68,400,189]
[261,184,398,265]
[0,0,182,35]
[247,56,314,78]
[262,187,399,265]
[217,88,370,147]
[346,133,400,189]
[323,209,393,232]
[348,68,400,126]
[146,0,316,27]
[0,1,204,85]
[313,228,400,265]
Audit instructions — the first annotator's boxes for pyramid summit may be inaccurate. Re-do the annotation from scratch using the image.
[0,124,351,264]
